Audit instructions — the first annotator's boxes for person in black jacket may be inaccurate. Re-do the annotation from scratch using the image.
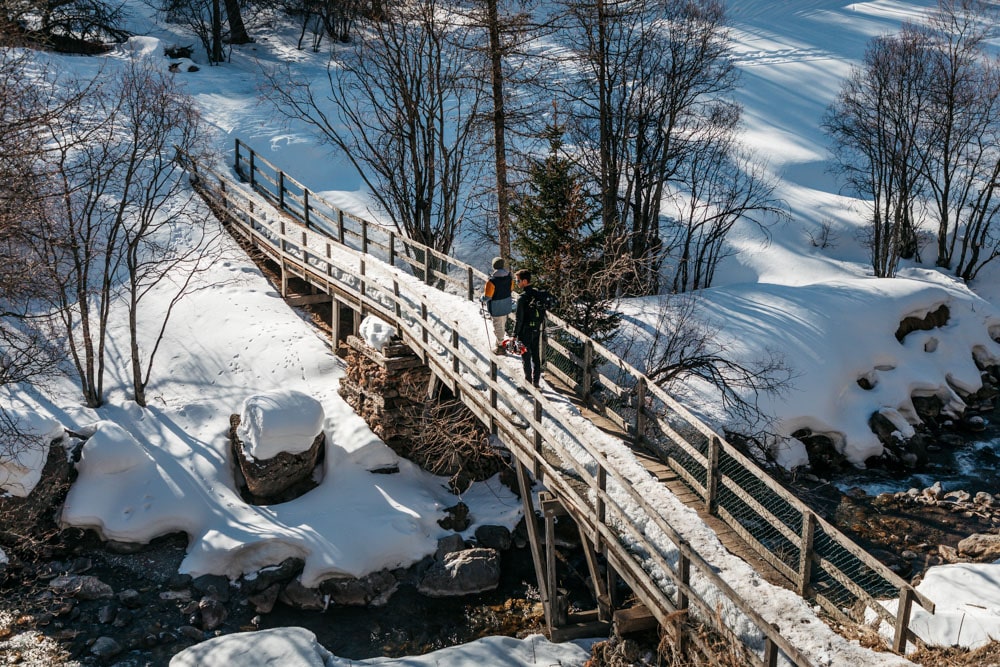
[481,257,513,354]
[513,269,542,388]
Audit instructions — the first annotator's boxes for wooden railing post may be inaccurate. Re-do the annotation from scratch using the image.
[338,210,345,244]
[303,189,310,228]
[489,360,498,434]
[596,466,606,537]
[234,138,241,175]
[389,232,396,267]
[424,250,432,285]
[678,547,691,657]
[533,397,544,481]
[633,377,647,443]
[798,511,816,597]
[467,266,474,302]
[451,323,460,377]
[893,585,916,653]
[358,258,366,318]
[706,436,720,515]
[393,280,402,323]
[325,242,332,277]
[279,171,285,210]
[421,302,429,351]
[362,219,369,255]
[249,148,256,189]
[582,340,593,402]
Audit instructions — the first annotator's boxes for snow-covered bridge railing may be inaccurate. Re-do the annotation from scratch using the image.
[183,141,933,657]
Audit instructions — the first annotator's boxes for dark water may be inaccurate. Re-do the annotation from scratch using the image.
[257,546,596,659]
[833,410,1000,498]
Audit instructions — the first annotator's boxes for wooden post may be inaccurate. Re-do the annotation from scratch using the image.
[596,466,606,531]
[893,585,916,653]
[389,232,397,267]
[582,340,593,402]
[279,171,285,210]
[393,280,402,324]
[764,638,779,667]
[234,138,241,176]
[303,189,310,228]
[331,297,341,354]
[515,463,551,634]
[467,266,474,302]
[489,360,498,434]
[362,220,369,255]
[420,302,429,360]
[579,531,611,621]
[424,249,433,285]
[798,511,816,597]
[706,436,720,515]
[338,210,345,244]
[359,259,366,318]
[543,497,567,628]
[326,242,332,277]
[249,147,255,189]
[677,548,690,657]
[533,397,544,481]
[633,378,647,444]
[451,324,460,377]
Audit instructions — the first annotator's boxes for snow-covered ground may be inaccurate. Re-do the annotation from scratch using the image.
[4,0,1000,664]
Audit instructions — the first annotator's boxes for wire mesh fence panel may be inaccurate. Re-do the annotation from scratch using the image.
[811,524,901,617]
[717,451,803,571]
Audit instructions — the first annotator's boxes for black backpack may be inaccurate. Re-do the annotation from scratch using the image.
[526,289,558,329]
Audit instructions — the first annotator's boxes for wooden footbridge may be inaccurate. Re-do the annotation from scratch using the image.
[178,141,935,666]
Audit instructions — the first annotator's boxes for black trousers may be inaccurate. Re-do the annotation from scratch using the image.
[520,329,541,385]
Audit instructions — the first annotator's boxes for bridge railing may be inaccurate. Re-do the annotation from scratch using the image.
[234,139,480,301]
[219,141,933,653]
[185,153,821,666]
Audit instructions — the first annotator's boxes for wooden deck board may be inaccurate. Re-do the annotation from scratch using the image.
[545,372,796,593]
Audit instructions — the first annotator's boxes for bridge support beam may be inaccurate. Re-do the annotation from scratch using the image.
[532,491,613,642]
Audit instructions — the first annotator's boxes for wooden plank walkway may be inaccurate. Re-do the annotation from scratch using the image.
[546,373,796,592]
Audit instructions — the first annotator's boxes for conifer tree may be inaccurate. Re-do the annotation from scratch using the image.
[512,124,619,342]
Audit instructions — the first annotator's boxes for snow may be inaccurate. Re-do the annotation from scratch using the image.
[5,0,1000,664]
[872,561,1000,650]
[0,410,65,497]
[169,629,596,667]
[360,316,398,352]
[236,389,325,460]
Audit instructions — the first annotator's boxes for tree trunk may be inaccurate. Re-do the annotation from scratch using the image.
[487,0,510,261]
[223,0,252,45]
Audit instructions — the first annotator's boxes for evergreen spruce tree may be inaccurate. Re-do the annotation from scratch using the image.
[512,124,619,343]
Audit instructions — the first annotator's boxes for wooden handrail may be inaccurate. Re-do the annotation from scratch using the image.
[180,143,935,657]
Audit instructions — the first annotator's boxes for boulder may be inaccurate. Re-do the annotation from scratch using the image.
[475,525,512,551]
[279,579,326,611]
[230,415,324,502]
[319,570,398,606]
[417,548,500,598]
[49,574,114,600]
[957,533,1000,561]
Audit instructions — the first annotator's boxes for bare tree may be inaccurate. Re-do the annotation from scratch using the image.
[27,60,217,408]
[1,0,130,51]
[560,0,739,295]
[824,29,936,277]
[111,59,225,407]
[917,0,1000,279]
[642,294,792,429]
[264,0,488,281]
[665,137,784,292]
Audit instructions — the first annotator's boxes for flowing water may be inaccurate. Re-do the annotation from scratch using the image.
[832,410,1000,498]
